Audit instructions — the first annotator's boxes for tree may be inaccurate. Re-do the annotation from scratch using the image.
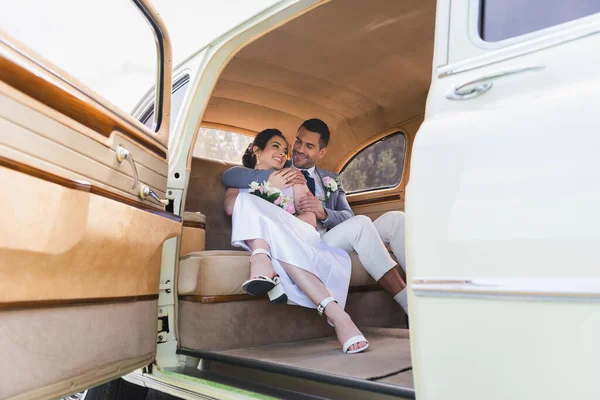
[192,128,253,163]
[340,133,405,193]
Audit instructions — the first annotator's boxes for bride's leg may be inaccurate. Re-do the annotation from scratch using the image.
[246,239,275,279]
[292,183,317,228]
[280,261,367,352]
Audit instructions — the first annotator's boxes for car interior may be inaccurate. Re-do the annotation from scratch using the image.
[175,0,435,392]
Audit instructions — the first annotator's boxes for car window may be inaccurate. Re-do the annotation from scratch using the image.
[479,0,600,42]
[340,132,406,194]
[0,0,159,116]
[193,127,254,163]
[142,75,190,132]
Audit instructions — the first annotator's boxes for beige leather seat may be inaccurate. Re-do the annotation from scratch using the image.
[179,250,376,297]
[179,157,382,299]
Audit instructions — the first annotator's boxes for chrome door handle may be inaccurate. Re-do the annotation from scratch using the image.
[139,185,169,206]
[117,145,169,206]
[446,65,545,100]
[116,145,139,189]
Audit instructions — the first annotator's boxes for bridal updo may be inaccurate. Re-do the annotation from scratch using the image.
[242,128,287,168]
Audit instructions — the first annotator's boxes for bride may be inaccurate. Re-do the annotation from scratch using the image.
[223,128,369,354]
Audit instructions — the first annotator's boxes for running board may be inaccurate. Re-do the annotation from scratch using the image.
[179,347,416,399]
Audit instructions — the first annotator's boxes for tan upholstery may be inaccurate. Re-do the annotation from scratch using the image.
[202,0,435,171]
[185,157,238,251]
[183,211,206,224]
[180,226,206,255]
[0,300,157,399]
[180,211,207,255]
[179,250,376,296]
[179,291,405,351]
[1,166,179,304]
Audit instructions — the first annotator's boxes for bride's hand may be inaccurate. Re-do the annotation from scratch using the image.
[268,168,306,189]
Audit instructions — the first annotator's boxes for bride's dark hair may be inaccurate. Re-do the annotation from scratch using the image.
[242,128,287,168]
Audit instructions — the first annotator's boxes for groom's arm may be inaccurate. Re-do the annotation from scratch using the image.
[221,166,274,188]
[321,189,354,229]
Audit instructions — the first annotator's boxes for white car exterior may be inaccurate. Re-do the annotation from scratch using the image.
[409,1,600,399]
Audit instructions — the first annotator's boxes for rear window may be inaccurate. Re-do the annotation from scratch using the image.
[340,132,406,194]
[479,0,600,42]
[193,127,254,163]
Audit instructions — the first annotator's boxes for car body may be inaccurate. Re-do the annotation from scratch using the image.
[2,0,600,399]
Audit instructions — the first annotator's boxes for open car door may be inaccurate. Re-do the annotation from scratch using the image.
[0,1,181,399]
[409,1,600,399]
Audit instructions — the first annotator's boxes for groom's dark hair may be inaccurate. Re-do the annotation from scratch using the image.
[300,118,330,148]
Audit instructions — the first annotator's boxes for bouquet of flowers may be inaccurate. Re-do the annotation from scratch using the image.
[249,181,296,214]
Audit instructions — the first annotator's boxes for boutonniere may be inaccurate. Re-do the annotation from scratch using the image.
[322,176,341,199]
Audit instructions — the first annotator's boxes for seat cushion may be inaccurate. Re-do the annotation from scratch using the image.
[178,250,378,296]
[185,157,238,251]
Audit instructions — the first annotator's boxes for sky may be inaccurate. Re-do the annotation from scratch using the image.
[0,0,280,112]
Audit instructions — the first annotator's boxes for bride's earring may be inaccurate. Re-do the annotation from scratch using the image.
[256,154,261,165]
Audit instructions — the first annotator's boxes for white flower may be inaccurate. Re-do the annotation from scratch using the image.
[322,176,338,192]
[249,181,261,192]
[264,181,281,196]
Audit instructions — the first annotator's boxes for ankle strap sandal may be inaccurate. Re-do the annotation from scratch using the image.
[249,248,271,261]
[243,248,287,304]
[317,296,338,316]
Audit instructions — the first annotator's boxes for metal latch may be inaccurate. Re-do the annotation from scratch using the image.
[157,307,169,343]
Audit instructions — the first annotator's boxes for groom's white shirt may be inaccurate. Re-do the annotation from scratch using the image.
[292,163,328,235]
[292,163,325,201]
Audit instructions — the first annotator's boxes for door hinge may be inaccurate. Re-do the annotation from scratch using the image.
[159,280,172,293]
[157,307,169,343]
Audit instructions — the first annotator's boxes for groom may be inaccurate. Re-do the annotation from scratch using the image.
[222,118,409,314]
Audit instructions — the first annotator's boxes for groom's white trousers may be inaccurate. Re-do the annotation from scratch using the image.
[321,211,406,282]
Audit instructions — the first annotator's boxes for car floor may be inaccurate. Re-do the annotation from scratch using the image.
[214,327,414,388]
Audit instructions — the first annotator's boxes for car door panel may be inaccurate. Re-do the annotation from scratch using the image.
[0,90,167,200]
[409,2,600,399]
[0,12,178,399]
[2,302,157,400]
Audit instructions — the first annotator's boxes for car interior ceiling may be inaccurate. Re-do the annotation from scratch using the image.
[177,0,436,391]
[200,0,435,171]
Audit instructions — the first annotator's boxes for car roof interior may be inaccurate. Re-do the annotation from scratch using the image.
[201,0,436,171]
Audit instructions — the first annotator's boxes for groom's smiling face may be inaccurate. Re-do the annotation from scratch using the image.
[292,127,328,169]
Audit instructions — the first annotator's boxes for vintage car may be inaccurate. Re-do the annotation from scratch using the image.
[2,0,600,399]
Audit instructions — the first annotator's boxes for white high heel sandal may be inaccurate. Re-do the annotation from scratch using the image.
[317,296,369,354]
[242,248,287,304]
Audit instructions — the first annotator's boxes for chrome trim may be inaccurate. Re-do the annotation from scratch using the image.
[446,65,544,100]
[131,0,166,133]
[412,278,600,302]
[438,26,600,78]
[446,81,492,100]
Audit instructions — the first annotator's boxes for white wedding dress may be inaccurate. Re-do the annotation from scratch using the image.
[231,189,352,309]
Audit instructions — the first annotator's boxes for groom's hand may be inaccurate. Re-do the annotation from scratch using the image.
[298,192,327,220]
[268,168,306,189]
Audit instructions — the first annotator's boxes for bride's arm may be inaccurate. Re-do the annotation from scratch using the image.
[224,188,240,217]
